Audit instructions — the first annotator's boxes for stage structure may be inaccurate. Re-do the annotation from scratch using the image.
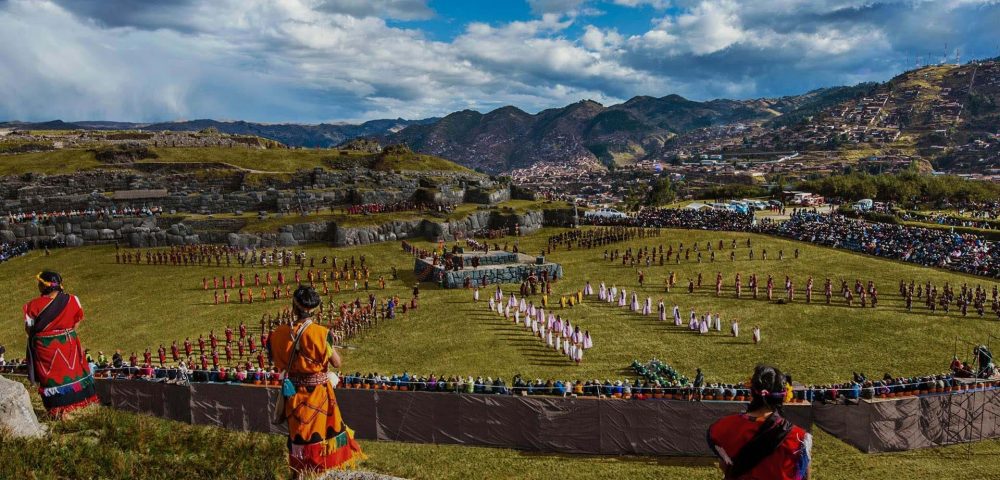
[414,249,563,288]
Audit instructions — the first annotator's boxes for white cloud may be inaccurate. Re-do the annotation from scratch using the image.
[0,0,997,122]
[527,0,588,15]
[610,0,670,8]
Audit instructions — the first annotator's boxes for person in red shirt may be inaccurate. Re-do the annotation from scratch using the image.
[23,271,98,417]
[708,364,811,480]
[171,341,180,362]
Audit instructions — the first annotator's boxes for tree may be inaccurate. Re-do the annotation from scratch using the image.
[645,177,677,206]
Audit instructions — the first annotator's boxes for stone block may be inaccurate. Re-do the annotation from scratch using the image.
[0,376,46,439]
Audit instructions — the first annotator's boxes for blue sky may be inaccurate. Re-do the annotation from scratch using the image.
[1,0,998,123]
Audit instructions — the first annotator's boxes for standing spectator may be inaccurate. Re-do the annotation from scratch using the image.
[708,364,811,480]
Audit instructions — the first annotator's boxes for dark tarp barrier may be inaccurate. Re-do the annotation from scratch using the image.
[94,379,813,457]
[336,388,379,440]
[96,378,191,423]
[813,390,1000,453]
[189,383,286,436]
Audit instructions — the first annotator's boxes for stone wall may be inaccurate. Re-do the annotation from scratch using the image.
[464,186,511,204]
[0,168,489,215]
[0,206,554,249]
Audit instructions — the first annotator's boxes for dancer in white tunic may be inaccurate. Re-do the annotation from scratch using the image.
[598,283,607,301]
[730,320,739,337]
[752,326,761,344]
[689,310,698,330]
[713,313,722,332]
[555,335,562,352]
[699,316,710,334]
[643,297,652,316]
[583,331,593,349]
[474,288,480,302]
[619,290,627,307]
[584,281,594,296]
[547,330,553,348]
[573,345,583,364]
[658,300,666,321]
[488,297,496,311]
[514,309,520,324]
[630,293,640,312]
[673,305,682,326]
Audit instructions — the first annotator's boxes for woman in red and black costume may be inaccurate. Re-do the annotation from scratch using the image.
[23,271,99,418]
[707,364,812,480]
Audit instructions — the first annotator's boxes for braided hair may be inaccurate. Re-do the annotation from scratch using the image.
[728,364,794,479]
[36,271,64,295]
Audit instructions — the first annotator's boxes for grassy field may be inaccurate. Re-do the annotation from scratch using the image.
[2,227,998,384]
[3,379,1000,480]
[3,226,1000,478]
[0,146,472,176]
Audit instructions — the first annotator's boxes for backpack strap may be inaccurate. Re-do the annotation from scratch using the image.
[286,319,313,375]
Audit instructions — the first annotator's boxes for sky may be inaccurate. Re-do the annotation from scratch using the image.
[1,0,998,124]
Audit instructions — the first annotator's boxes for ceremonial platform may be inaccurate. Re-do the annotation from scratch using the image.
[413,249,563,288]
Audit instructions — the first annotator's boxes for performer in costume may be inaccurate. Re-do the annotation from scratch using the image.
[268,286,364,475]
[23,271,98,417]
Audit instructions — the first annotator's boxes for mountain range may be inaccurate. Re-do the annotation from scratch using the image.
[0,118,438,148]
[4,59,998,175]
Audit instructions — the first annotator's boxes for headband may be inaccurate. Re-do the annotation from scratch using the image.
[36,273,61,288]
[753,389,786,399]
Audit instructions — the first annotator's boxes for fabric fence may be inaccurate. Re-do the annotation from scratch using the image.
[94,379,813,456]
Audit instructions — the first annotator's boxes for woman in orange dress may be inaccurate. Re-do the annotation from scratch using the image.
[268,286,364,476]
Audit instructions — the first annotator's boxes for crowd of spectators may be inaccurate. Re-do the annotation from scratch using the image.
[635,208,755,231]
[940,201,1000,220]
[0,241,29,264]
[3,206,161,225]
[5,352,992,405]
[342,201,446,216]
[900,211,998,230]
[759,212,1000,278]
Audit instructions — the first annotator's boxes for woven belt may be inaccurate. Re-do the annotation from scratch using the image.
[290,372,328,386]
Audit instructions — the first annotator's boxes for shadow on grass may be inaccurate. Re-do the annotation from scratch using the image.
[512,450,718,467]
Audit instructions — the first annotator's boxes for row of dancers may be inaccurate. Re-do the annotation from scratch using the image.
[480,286,592,363]
[594,282,762,343]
